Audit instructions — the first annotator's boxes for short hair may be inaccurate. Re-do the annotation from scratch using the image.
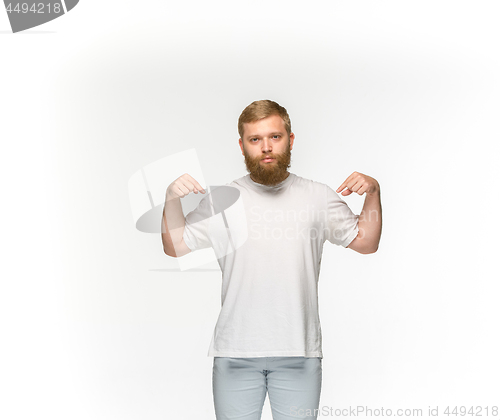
[238,99,292,140]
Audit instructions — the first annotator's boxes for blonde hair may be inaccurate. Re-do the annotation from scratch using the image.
[238,100,291,139]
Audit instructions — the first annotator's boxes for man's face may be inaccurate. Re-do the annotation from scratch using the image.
[239,114,295,186]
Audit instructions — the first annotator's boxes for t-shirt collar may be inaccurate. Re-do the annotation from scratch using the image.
[245,172,296,192]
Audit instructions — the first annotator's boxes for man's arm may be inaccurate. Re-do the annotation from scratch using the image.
[336,171,382,254]
[161,173,206,258]
[347,188,382,254]
[162,194,192,258]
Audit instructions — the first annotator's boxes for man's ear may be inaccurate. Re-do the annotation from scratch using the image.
[239,138,244,156]
[289,132,295,151]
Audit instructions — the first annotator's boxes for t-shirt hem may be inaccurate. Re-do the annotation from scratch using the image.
[182,228,195,251]
[208,350,323,358]
[342,225,359,248]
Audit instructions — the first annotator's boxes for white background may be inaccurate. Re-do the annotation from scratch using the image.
[1,1,499,419]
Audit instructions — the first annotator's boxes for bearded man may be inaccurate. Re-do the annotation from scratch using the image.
[162,99,382,420]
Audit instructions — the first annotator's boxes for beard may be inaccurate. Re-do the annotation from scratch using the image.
[242,140,292,186]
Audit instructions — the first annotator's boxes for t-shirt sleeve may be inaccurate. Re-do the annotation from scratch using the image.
[324,184,360,247]
[182,194,213,252]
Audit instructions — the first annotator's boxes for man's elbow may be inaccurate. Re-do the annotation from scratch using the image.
[362,240,379,254]
[163,246,180,258]
[363,245,378,254]
[164,248,176,258]
[348,237,378,254]
[164,239,192,258]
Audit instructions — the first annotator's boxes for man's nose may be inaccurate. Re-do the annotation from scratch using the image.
[261,138,272,151]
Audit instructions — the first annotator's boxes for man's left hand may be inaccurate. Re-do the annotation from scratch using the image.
[336,171,380,196]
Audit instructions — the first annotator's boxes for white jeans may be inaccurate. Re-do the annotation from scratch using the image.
[212,357,322,420]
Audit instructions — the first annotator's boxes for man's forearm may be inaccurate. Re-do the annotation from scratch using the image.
[161,193,186,254]
[357,189,382,252]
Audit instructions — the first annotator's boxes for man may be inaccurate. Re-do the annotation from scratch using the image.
[162,100,382,420]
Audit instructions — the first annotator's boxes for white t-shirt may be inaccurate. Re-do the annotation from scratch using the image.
[182,172,359,358]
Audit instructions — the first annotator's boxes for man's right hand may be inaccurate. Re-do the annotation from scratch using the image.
[166,173,206,199]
